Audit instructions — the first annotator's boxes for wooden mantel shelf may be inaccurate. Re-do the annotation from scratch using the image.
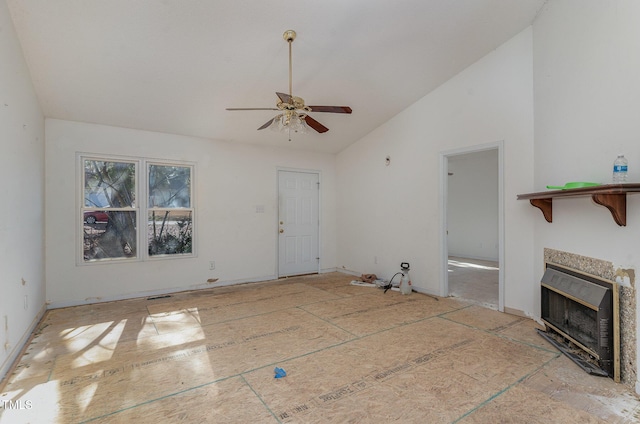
[517,183,640,226]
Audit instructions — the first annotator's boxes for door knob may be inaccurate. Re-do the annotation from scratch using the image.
[279,229,284,233]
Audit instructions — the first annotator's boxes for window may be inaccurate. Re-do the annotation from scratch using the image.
[147,164,193,256]
[81,155,194,263]
[82,158,137,261]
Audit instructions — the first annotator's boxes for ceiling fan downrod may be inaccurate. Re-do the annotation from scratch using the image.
[283,30,296,99]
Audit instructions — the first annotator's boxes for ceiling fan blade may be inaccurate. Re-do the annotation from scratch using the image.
[276,92,293,104]
[307,105,353,114]
[304,115,329,133]
[226,108,279,111]
[257,117,277,130]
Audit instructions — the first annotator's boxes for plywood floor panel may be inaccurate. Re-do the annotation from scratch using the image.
[441,304,527,332]
[148,282,342,334]
[242,318,557,423]
[458,384,609,424]
[300,292,468,337]
[90,376,276,423]
[1,272,639,423]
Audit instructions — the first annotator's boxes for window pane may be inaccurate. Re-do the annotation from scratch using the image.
[84,160,136,208]
[84,211,137,261]
[148,210,193,256]
[148,165,191,208]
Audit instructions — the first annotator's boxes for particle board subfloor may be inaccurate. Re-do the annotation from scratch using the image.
[1,272,639,423]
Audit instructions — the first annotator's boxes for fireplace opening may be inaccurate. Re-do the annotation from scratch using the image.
[538,263,620,381]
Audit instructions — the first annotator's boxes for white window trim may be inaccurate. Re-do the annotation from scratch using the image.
[77,153,196,265]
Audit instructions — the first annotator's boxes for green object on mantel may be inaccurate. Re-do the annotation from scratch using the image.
[546,182,601,190]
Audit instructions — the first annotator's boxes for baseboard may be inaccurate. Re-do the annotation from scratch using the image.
[0,303,47,385]
[504,306,534,319]
[336,268,360,277]
[46,275,279,309]
[320,267,338,274]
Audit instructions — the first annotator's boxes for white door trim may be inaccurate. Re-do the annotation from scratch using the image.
[438,141,504,312]
[276,167,321,278]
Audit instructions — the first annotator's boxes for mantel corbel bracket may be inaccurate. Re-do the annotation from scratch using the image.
[529,199,553,222]
[592,193,626,226]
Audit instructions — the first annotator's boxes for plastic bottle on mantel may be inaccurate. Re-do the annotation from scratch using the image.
[612,154,628,183]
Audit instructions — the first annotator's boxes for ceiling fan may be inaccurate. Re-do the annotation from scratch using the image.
[226,30,352,140]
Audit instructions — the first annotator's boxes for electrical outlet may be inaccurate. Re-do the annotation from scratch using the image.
[209,261,215,270]
[24,295,28,310]
[374,256,378,264]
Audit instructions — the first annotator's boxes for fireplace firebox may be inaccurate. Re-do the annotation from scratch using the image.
[538,263,620,381]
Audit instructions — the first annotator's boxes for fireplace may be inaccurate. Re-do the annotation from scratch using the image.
[538,262,620,381]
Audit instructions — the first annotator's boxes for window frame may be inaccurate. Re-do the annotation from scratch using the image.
[77,153,196,265]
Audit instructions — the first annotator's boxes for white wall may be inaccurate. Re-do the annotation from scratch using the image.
[447,149,499,261]
[0,0,46,379]
[532,0,640,392]
[336,28,535,310]
[45,119,337,307]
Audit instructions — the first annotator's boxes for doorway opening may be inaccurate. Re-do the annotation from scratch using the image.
[439,143,504,311]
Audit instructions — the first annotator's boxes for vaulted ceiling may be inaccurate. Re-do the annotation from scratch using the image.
[6,0,546,153]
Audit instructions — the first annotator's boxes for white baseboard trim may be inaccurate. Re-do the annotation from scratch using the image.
[336,268,361,277]
[46,275,279,309]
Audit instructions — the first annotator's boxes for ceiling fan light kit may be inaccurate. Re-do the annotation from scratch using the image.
[226,30,352,141]
[269,112,309,136]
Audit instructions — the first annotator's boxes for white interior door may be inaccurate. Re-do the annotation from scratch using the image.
[278,170,320,277]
